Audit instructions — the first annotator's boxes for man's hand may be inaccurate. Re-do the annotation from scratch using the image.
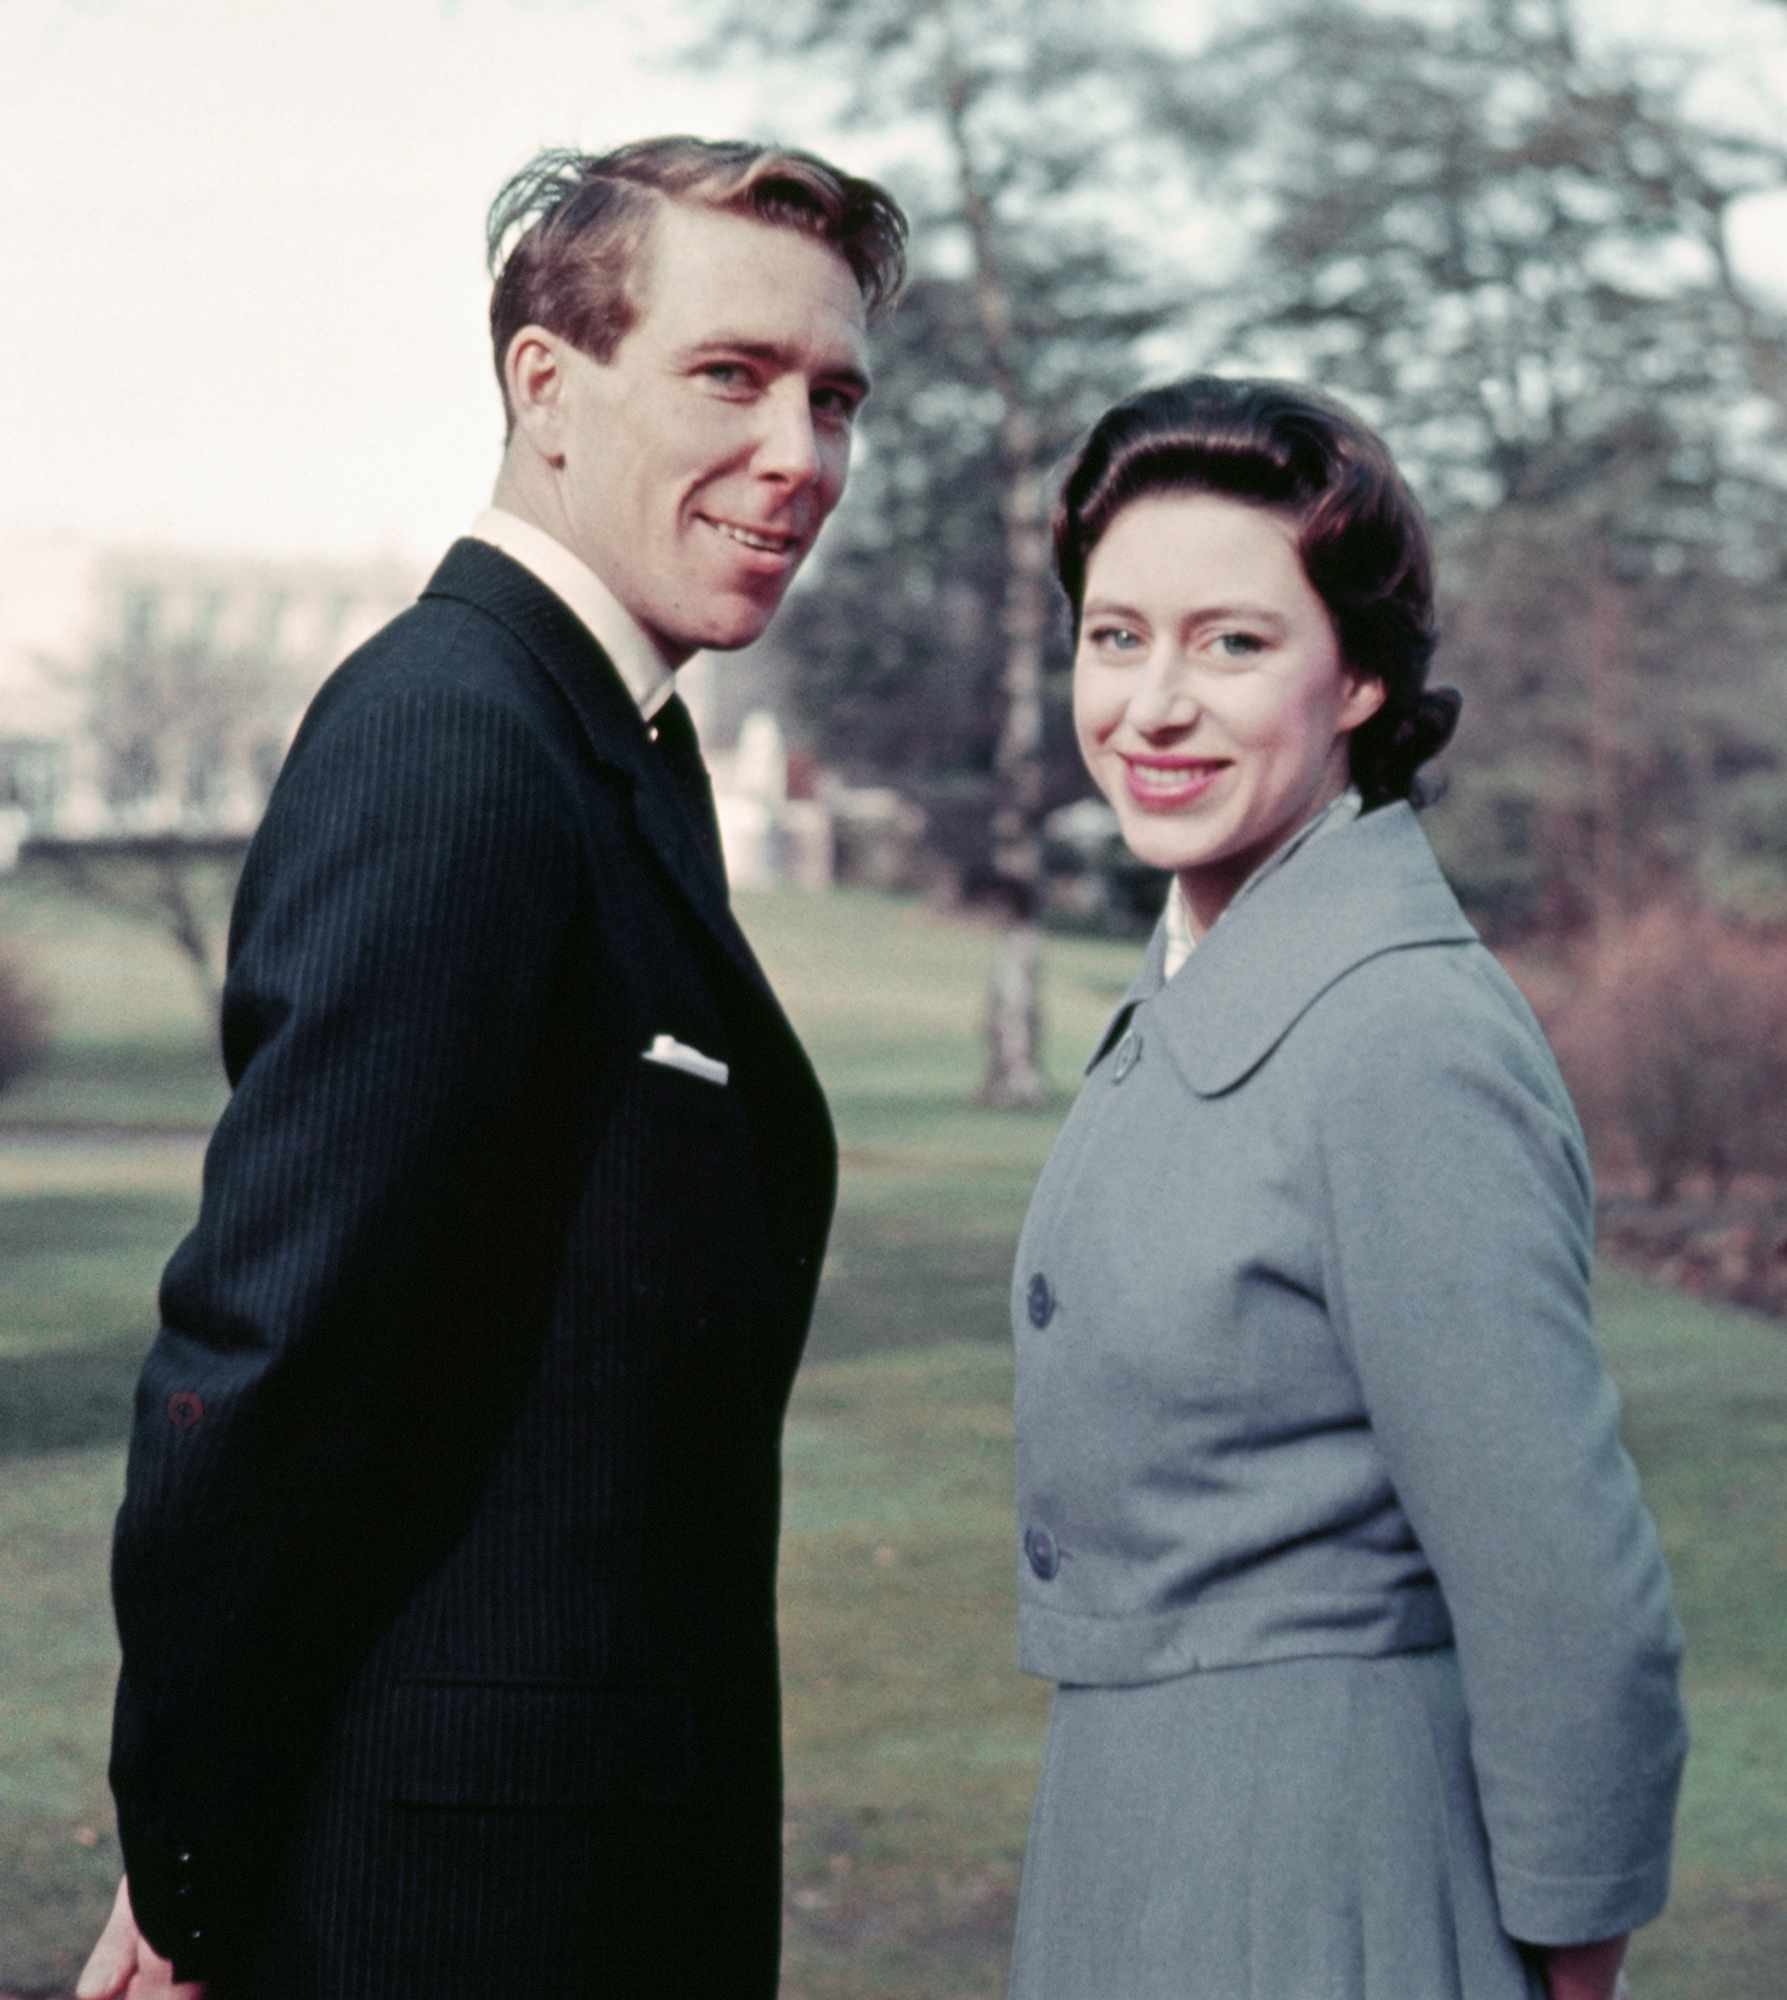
[75,1876,205,2000]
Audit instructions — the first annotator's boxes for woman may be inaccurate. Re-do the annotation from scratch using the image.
[1009,377,1684,2000]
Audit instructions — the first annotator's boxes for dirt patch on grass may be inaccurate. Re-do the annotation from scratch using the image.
[780,1805,1019,1999]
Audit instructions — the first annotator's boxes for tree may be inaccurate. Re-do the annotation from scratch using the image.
[44,575,308,1018]
[1147,0,1787,933]
[1153,0,1786,508]
[1435,445,1787,931]
[673,0,1203,1101]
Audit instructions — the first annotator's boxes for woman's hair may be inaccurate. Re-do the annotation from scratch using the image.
[1053,375,1461,808]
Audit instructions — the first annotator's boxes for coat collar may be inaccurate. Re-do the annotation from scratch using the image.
[420,539,772,1002]
[1092,803,1479,1097]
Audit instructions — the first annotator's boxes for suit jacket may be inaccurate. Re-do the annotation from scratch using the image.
[107,540,837,1995]
[1013,803,1685,1947]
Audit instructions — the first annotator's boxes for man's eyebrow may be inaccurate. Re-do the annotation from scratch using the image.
[684,336,872,400]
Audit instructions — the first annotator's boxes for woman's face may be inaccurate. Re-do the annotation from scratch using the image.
[1073,491,1384,937]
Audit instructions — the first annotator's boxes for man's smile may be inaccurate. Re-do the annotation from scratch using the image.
[705,517,799,553]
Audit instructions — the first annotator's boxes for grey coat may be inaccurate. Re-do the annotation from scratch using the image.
[1011,803,1685,1966]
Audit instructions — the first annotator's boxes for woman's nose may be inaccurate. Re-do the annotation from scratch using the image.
[1126,657,1199,734]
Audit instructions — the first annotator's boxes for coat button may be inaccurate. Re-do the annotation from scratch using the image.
[1026,1273,1055,1329]
[1024,1525,1060,1581]
[1112,1028,1142,1082]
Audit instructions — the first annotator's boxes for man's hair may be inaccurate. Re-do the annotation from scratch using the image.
[1053,374,1461,809]
[485,136,909,424]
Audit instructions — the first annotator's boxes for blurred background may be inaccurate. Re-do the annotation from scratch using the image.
[2,0,1784,1993]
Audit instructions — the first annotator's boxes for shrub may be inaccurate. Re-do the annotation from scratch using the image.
[0,948,51,1097]
[1552,905,1787,1200]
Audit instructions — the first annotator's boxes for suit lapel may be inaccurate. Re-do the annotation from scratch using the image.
[420,540,778,1005]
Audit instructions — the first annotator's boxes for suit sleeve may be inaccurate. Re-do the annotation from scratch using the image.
[1311,952,1686,1948]
[109,666,602,1971]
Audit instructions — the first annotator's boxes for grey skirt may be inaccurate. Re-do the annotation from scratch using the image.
[1008,1648,1546,2000]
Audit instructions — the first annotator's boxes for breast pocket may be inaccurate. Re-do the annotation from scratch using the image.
[608,1055,760,1330]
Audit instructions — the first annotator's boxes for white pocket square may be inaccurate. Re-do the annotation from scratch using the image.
[642,1033,729,1086]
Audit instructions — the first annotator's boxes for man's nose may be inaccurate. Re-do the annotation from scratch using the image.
[754,385,824,487]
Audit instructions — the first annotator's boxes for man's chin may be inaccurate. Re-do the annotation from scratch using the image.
[684,598,786,656]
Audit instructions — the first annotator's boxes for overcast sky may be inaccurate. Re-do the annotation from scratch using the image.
[5,0,1783,565]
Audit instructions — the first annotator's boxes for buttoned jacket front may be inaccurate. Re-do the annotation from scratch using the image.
[1012,803,1685,1945]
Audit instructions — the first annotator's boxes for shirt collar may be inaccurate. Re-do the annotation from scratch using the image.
[1163,786,1363,978]
[469,507,674,720]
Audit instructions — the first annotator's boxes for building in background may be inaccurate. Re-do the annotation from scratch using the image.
[0,533,419,848]
[1,534,863,890]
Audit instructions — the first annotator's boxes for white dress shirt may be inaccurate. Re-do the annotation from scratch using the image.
[468,508,674,723]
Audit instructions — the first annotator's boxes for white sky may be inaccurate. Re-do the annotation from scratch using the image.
[4,0,1783,565]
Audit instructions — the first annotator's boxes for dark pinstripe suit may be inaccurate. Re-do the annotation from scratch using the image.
[107,539,837,1995]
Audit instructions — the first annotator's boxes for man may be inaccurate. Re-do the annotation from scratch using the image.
[78,137,907,1999]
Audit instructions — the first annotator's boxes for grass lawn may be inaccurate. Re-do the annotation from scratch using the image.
[0,861,230,1132]
[1,879,1782,1995]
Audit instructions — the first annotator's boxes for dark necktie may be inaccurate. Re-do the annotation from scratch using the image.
[651,691,726,884]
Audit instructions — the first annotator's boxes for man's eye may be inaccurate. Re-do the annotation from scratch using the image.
[813,387,860,423]
[700,362,751,388]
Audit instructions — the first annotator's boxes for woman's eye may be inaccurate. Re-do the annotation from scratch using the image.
[1213,631,1265,659]
[1086,625,1143,655]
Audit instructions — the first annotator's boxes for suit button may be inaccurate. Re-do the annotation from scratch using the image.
[1024,1526,1059,1581]
[1026,1273,1055,1329]
[1112,1028,1142,1082]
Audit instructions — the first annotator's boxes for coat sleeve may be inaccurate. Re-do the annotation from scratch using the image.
[109,660,606,1973]
[1309,949,1686,1948]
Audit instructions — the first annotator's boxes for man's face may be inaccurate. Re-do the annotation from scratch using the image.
[549,201,871,667]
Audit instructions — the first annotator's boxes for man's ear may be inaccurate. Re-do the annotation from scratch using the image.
[504,327,567,466]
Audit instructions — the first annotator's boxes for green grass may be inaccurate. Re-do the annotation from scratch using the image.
[0,1154,188,1985]
[1,860,230,1130]
[1,882,1782,1995]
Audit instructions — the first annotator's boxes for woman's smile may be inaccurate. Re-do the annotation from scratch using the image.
[1119,754,1230,809]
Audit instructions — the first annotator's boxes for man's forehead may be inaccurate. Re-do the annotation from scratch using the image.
[634,202,870,359]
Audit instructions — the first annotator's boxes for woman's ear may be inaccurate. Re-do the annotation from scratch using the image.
[1339,671,1387,734]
